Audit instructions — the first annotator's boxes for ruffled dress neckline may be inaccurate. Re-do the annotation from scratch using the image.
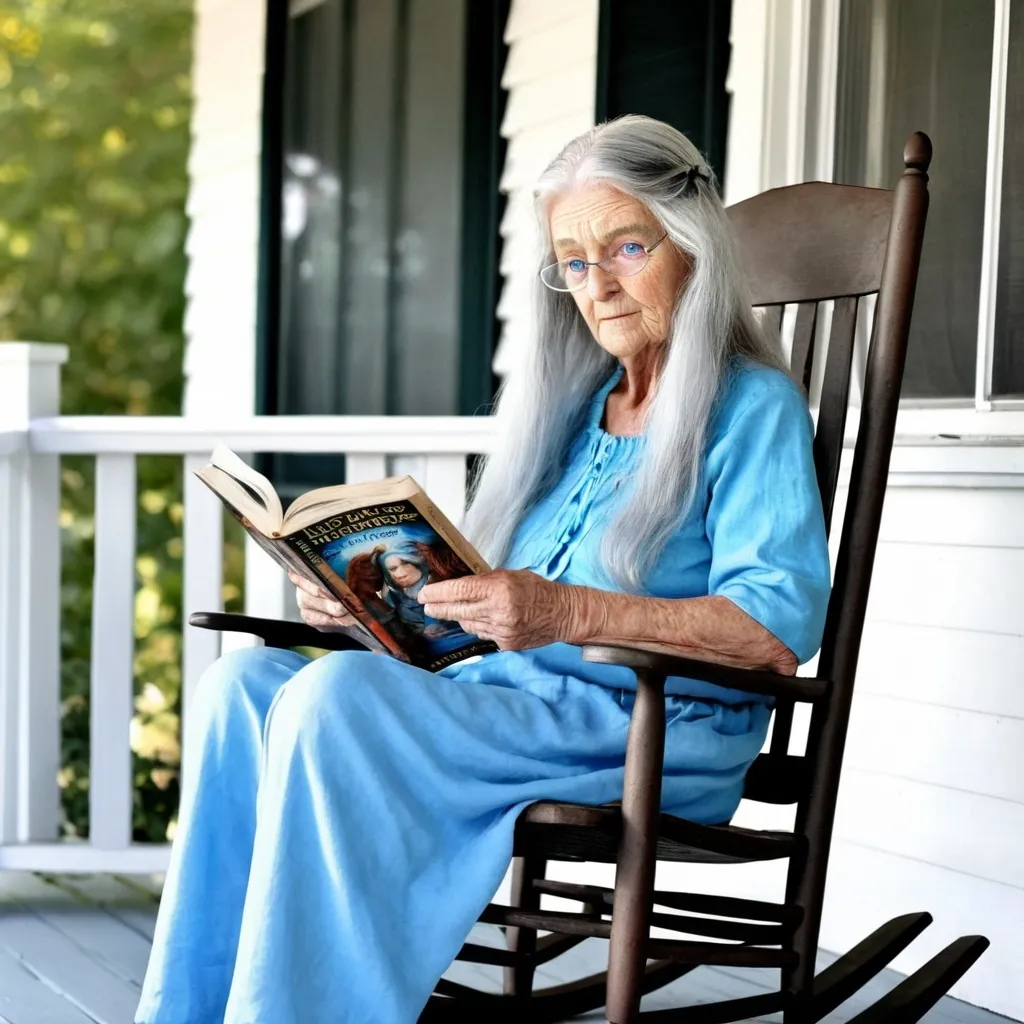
[583,363,644,449]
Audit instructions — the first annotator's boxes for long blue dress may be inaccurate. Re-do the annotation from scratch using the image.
[136,360,830,1024]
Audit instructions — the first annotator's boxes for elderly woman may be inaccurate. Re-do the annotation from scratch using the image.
[137,115,830,1024]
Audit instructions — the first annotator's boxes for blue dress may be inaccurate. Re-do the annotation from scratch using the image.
[137,361,830,1024]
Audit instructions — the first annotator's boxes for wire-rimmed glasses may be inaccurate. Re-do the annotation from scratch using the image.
[539,233,669,292]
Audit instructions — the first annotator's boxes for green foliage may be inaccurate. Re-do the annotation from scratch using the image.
[0,0,198,841]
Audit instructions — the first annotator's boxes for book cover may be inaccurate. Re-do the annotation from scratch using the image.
[285,498,497,672]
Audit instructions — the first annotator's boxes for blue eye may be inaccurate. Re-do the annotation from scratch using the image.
[621,241,644,256]
[567,258,587,273]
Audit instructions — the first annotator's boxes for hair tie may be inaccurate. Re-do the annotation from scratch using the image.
[683,164,709,195]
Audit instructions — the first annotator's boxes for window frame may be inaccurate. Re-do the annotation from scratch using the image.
[734,0,1024,444]
[976,0,1012,411]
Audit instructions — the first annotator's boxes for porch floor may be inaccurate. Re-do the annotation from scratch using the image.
[0,872,1001,1024]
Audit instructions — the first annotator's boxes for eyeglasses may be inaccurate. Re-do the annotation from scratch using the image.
[539,233,669,292]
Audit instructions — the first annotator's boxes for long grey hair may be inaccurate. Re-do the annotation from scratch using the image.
[462,115,787,590]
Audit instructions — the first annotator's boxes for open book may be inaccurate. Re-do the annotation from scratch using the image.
[195,445,498,671]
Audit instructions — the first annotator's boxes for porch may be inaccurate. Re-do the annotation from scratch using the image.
[1,340,1020,1020]
[0,872,1002,1024]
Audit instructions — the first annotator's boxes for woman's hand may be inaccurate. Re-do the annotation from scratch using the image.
[288,570,358,632]
[418,569,582,651]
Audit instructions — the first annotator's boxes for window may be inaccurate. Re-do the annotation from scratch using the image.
[835,0,1024,403]
[257,0,507,489]
[835,0,992,399]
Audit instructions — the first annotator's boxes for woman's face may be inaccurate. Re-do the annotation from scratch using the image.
[385,555,423,588]
[547,184,690,360]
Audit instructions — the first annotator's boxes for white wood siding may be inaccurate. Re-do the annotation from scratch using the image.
[822,484,1024,1018]
[183,0,266,417]
[650,485,1024,1020]
[492,0,599,377]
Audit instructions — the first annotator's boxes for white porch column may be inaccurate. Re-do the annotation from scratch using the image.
[0,342,68,842]
[185,0,279,645]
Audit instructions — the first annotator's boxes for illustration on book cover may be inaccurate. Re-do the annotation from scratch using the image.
[305,501,486,662]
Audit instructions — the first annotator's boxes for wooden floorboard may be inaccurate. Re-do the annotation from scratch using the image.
[0,946,96,1024]
[47,876,159,944]
[0,874,1009,1024]
[0,873,148,1024]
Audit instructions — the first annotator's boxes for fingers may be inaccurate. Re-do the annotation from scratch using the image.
[418,573,493,605]
[300,608,355,630]
[420,601,486,622]
[298,600,357,629]
[288,570,339,610]
[420,572,510,624]
[289,571,356,627]
[295,586,344,617]
[288,570,329,599]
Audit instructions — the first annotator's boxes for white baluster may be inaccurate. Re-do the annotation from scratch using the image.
[387,454,426,482]
[421,454,468,523]
[0,445,20,843]
[0,343,67,841]
[89,453,137,850]
[182,454,223,728]
[236,533,290,643]
[345,454,388,483]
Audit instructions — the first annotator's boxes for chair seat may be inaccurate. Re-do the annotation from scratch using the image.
[513,801,802,865]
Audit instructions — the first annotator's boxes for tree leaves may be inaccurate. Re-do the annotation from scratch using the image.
[1,0,196,841]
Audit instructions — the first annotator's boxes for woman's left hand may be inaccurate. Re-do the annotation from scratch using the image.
[418,569,583,651]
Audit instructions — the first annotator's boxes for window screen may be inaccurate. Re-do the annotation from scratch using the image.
[834,0,993,399]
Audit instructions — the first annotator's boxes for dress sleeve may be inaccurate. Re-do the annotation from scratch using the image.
[704,381,831,664]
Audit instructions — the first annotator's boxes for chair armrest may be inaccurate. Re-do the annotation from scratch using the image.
[188,612,367,652]
[581,643,828,701]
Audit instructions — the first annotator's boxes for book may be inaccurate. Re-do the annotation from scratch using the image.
[194,444,498,671]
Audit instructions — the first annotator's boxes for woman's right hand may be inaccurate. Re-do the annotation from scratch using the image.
[288,570,358,631]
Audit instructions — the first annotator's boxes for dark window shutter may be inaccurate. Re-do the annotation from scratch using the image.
[595,0,733,185]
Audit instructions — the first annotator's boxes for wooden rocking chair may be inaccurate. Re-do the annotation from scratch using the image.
[191,132,989,1023]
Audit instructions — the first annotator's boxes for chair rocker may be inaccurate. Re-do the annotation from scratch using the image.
[191,132,989,1023]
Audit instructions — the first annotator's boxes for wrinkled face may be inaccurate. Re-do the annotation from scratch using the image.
[385,555,422,588]
[547,184,691,360]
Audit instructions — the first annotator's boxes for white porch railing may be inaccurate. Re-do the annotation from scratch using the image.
[0,343,499,873]
[6,343,1024,877]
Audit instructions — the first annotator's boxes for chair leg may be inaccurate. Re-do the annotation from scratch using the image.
[606,670,667,1024]
[502,855,545,997]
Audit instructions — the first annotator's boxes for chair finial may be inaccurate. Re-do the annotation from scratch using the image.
[904,132,932,174]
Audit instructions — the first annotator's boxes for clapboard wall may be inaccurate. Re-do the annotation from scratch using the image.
[493,0,599,377]
[821,483,1024,1016]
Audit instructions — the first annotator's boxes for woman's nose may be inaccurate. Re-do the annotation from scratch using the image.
[587,264,619,301]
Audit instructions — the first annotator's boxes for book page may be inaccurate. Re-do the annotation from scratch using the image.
[194,467,281,537]
[208,444,284,530]
[280,475,420,535]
